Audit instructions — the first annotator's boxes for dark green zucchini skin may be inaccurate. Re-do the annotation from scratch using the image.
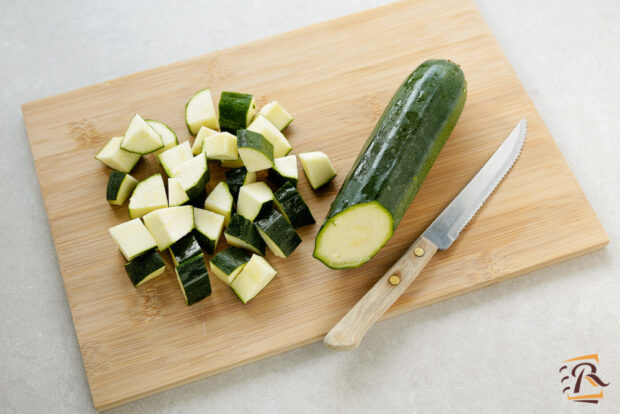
[219,92,254,133]
[169,234,202,265]
[323,59,466,228]
[225,167,250,201]
[273,182,315,229]
[106,171,126,201]
[210,247,252,275]
[176,254,212,305]
[124,250,165,286]
[224,214,265,255]
[256,209,302,257]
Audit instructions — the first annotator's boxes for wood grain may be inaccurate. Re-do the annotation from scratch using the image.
[325,236,439,350]
[21,0,608,410]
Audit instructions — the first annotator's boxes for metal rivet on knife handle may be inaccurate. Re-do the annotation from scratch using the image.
[414,247,425,257]
[388,275,401,285]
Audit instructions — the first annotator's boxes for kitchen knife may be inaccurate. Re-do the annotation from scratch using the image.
[324,118,527,350]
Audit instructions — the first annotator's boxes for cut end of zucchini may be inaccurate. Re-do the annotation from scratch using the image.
[121,114,164,154]
[313,201,393,269]
[258,101,293,131]
[298,152,337,190]
[95,136,141,173]
[185,88,219,135]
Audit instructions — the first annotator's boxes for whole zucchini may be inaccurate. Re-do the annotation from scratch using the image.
[314,59,466,269]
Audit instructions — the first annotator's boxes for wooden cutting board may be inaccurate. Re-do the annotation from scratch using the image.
[22,0,608,410]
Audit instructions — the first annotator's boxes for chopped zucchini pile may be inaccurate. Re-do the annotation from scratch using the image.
[97,87,328,306]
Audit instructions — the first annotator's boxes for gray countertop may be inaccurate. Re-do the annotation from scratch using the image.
[1,1,618,412]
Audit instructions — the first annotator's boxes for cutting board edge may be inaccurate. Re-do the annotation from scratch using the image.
[94,234,608,411]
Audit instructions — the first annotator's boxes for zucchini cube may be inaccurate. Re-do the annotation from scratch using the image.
[193,208,225,254]
[124,250,166,287]
[224,214,265,255]
[210,247,252,286]
[109,218,158,261]
[237,181,274,221]
[95,136,141,173]
[230,254,277,304]
[175,254,212,306]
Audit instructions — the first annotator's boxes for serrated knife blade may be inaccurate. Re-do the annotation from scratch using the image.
[325,118,527,350]
[422,118,527,249]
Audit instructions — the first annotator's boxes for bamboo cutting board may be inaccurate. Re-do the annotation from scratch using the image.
[22,0,608,410]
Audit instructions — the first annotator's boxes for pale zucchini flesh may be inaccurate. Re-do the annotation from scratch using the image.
[157,141,193,177]
[202,132,239,161]
[109,218,158,261]
[268,155,298,187]
[236,182,274,221]
[247,115,291,158]
[128,174,168,219]
[167,178,189,207]
[95,136,141,173]
[143,205,195,251]
[220,159,245,168]
[185,88,219,135]
[230,254,277,304]
[121,114,164,154]
[313,201,393,269]
[146,119,178,155]
[237,129,274,172]
[298,152,337,190]
[192,126,219,155]
[171,153,209,204]
[258,101,293,131]
[203,181,233,226]
[193,207,225,253]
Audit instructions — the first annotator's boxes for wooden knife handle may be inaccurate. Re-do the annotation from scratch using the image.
[324,236,438,350]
